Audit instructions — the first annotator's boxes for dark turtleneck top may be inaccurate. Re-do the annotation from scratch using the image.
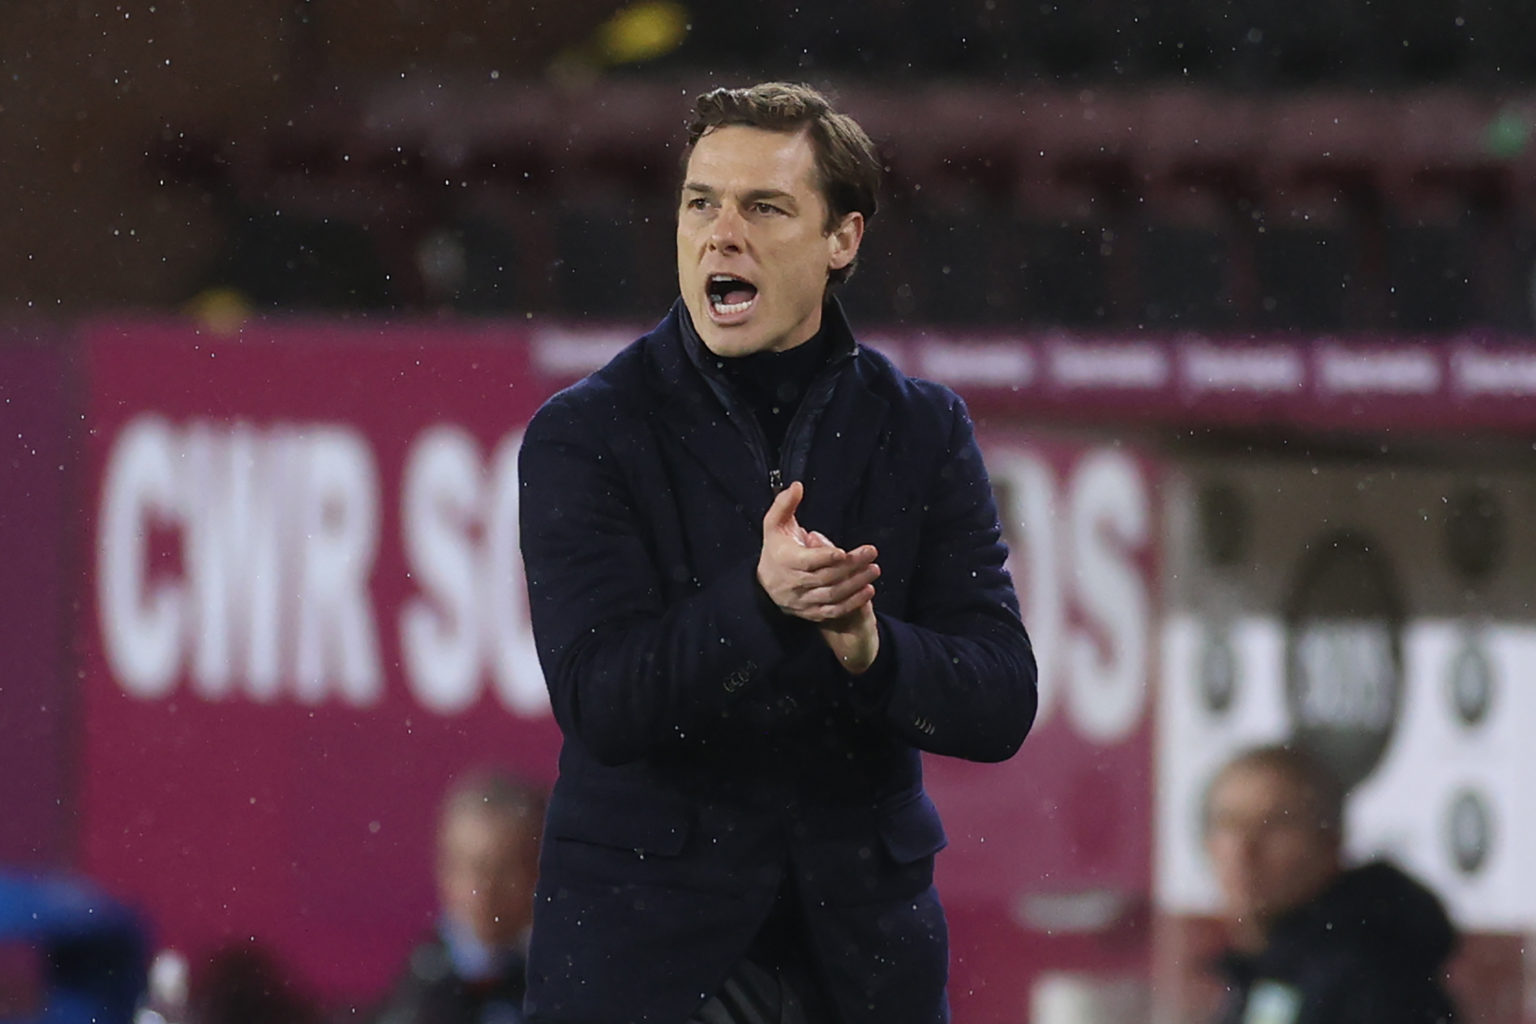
[715,326,833,466]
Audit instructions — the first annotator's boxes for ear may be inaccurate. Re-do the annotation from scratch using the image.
[826,211,864,272]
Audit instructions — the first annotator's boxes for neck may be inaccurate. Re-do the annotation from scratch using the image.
[1228,914,1271,954]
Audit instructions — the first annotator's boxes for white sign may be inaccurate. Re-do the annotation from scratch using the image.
[990,442,1153,745]
[96,415,547,715]
[1156,461,1536,931]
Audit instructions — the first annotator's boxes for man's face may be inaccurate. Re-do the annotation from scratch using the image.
[437,807,537,948]
[677,124,863,357]
[1204,764,1340,935]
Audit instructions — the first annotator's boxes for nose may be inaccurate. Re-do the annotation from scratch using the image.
[1232,826,1271,868]
[709,203,745,252]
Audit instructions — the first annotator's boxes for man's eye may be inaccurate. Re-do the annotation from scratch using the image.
[685,197,709,210]
[754,202,783,215]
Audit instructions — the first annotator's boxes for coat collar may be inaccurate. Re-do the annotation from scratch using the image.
[673,297,860,379]
[643,298,890,533]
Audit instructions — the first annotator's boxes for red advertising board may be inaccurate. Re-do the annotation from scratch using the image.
[934,435,1158,1022]
[865,328,1536,437]
[77,320,565,1000]
[73,317,1160,1017]
[0,340,76,868]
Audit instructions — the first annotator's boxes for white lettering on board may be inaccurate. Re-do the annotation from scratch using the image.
[97,415,383,706]
[993,445,1152,744]
[397,427,546,715]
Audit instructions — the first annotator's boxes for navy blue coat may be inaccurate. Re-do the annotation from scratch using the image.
[517,300,1037,1024]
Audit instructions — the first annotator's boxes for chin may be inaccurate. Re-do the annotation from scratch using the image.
[699,326,765,358]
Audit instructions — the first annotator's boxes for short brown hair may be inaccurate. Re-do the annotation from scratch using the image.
[1203,743,1346,838]
[684,81,881,286]
[439,766,546,846]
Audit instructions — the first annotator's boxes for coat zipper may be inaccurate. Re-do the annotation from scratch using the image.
[764,349,851,496]
[718,339,852,499]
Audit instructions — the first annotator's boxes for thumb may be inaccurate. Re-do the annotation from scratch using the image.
[763,480,804,531]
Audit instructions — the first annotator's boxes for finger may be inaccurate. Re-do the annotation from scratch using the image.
[762,480,804,532]
[790,547,872,583]
[780,551,853,585]
[801,539,876,571]
[802,583,876,622]
[809,535,877,563]
[802,563,880,607]
[800,544,876,578]
[777,558,875,617]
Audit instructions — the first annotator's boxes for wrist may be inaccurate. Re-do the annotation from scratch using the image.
[837,639,878,675]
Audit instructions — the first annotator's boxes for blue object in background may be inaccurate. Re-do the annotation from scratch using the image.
[0,871,149,1024]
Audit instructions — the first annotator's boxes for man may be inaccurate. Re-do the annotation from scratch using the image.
[517,82,1038,1024]
[1203,744,1458,1024]
[374,770,546,1024]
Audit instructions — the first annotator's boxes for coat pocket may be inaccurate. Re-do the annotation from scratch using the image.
[794,791,948,906]
[541,785,711,892]
[877,790,949,864]
[544,784,692,856]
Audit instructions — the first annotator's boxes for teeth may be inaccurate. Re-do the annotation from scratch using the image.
[712,297,753,315]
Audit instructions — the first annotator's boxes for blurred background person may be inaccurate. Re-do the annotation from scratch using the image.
[371,769,546,1024]
[1202,744,1458,1024]
[182,942,322,1024]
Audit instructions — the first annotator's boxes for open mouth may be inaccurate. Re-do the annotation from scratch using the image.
[707,273,758,317]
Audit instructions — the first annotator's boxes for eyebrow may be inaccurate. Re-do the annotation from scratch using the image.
[682,183,799,207]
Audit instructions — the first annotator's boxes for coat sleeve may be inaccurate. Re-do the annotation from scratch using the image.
[517,388,803,766]
[852,388,1038,762]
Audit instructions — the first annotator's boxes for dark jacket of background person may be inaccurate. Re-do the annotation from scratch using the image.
[371,930,527,1024]
[186,943,324,1024]
[1211,860,1458,1024]
[517,298,1038,1024]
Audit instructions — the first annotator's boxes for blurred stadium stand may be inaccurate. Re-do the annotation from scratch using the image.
[154,74,1536,335]
[3,0,1523,328]
[6,0,1530,329]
